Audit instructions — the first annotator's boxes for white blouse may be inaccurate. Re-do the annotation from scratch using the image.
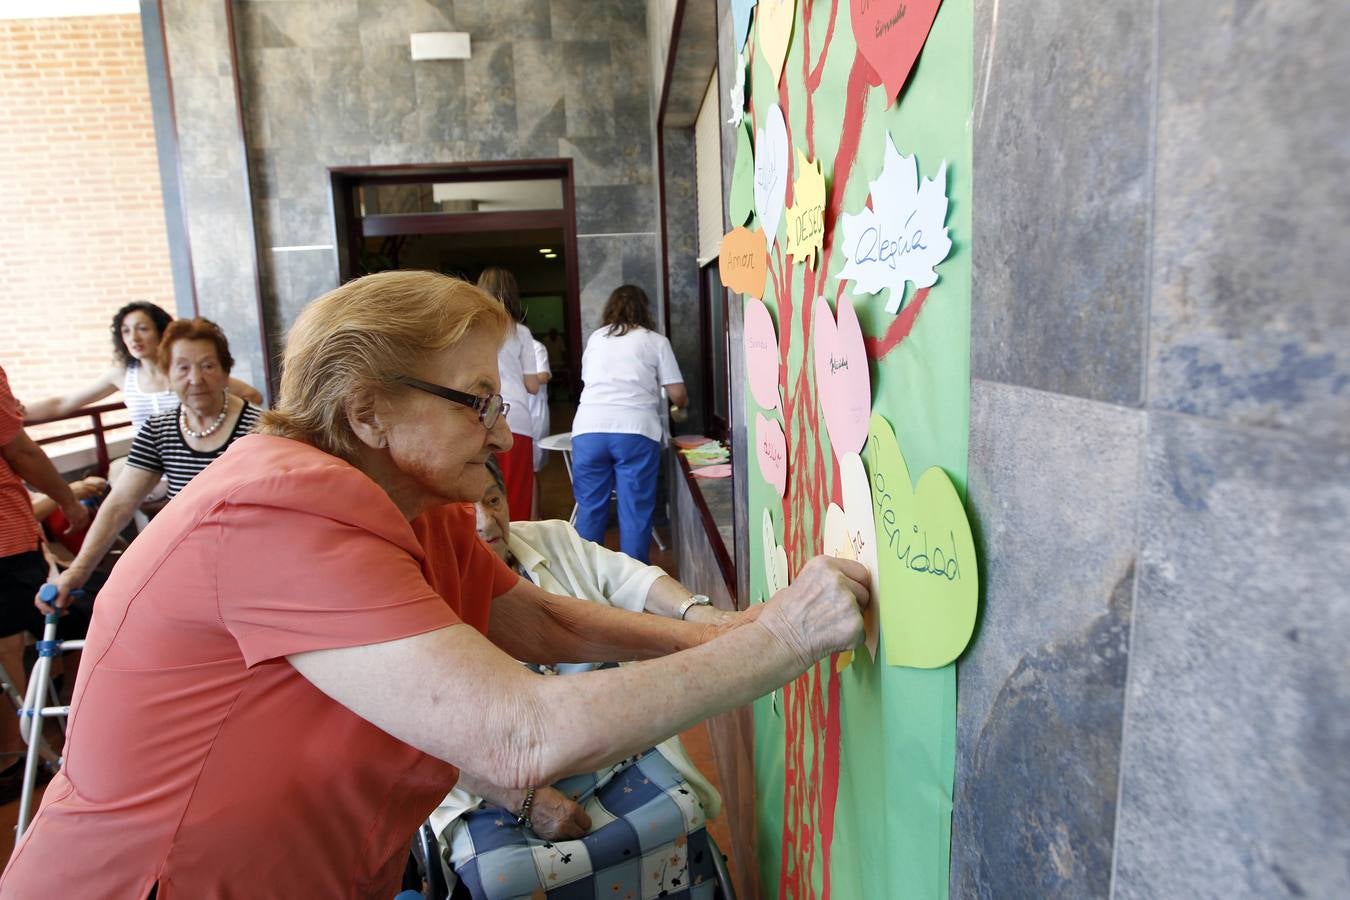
[497,322,542,437]
[572,326,684,443]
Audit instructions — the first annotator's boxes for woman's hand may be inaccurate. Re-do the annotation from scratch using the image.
[55,498,90,534]
[528,786,592,841]
[71,476,109,502]
[37,564,91,614]
[756,556,870,668]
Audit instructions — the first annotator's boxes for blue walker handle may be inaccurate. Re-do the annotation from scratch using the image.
[37,583,85,624]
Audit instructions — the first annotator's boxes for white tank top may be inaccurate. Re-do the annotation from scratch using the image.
[123,360,179,432]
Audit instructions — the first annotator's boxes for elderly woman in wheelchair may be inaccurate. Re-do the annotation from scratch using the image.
[423,460,731,899]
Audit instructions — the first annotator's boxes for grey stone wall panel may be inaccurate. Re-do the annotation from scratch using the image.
[1146,1,1350,443]
[971,0,1154,406]
[953,381,1144,899]
[1113,413,1350,899]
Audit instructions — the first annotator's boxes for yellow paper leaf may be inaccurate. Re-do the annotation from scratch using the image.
[785,149,825,265]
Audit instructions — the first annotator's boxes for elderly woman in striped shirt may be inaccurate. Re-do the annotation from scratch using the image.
[36,317,260,612]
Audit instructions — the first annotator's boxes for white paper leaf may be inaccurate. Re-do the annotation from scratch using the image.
[835,133,952,313]
[754,104,789,249]
[726,52,746,127]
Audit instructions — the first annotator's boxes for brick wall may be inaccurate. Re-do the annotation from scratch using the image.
[0,14,174,444]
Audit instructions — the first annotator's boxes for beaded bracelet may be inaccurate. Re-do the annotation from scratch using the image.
[514,786,536,829]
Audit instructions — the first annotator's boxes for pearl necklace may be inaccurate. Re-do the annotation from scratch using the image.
[180,391,230,438]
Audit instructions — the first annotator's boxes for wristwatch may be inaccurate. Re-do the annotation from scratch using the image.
[678,594,713,620]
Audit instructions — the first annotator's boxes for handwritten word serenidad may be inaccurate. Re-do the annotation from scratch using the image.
[866,413,978,668]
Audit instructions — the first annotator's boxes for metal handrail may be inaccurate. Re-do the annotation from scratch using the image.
[28,402,134,478]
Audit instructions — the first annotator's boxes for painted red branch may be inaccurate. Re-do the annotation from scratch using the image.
[807,0,840,90]
[862,286,932,360]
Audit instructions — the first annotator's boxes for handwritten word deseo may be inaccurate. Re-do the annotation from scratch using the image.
[866,413,978,668]
[786,150,826,263]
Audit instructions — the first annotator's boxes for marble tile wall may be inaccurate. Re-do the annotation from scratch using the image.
[163,0,664,385]
[160,0,269,394]
[954,1,1350,897]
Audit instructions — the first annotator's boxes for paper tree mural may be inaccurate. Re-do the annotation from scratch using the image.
[732,1,973,897]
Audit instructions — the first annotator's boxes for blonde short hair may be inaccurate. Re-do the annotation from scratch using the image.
[258,270,511,462]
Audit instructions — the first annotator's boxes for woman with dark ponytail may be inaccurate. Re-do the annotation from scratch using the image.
[569,285,687,562]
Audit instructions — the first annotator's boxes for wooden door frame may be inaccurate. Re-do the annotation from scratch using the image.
[329,159,584,398]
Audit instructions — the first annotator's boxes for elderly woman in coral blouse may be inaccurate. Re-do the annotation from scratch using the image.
[0,271,869,900]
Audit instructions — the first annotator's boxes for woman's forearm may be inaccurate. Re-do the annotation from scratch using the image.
[65,494,136,577]
[520,620,801,785]
[452,770,527,813]
[642,575,735,624]
[290,558,866,797]
[486,581,714,664]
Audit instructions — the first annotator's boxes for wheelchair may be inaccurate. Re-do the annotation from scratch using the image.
[403,819,737,900]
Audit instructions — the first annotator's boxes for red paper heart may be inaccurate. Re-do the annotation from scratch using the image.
[851,0,943,106]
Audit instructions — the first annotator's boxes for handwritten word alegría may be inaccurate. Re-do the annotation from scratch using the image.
[828,354,850,373]
[852,211,928,271]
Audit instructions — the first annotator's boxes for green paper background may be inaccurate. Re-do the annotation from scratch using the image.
[741,1,972,897]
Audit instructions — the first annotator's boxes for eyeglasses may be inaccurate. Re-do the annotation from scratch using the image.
[396,376,510,430]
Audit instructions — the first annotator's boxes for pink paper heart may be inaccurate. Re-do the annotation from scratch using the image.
[812,295,871,459]
[744,297,781,411]
[851,0,943,106]
[755,412,788,497]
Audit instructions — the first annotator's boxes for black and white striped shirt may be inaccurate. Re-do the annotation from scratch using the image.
[125,403,261,498]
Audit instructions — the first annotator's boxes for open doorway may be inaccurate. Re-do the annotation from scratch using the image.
[329,161,583,400]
